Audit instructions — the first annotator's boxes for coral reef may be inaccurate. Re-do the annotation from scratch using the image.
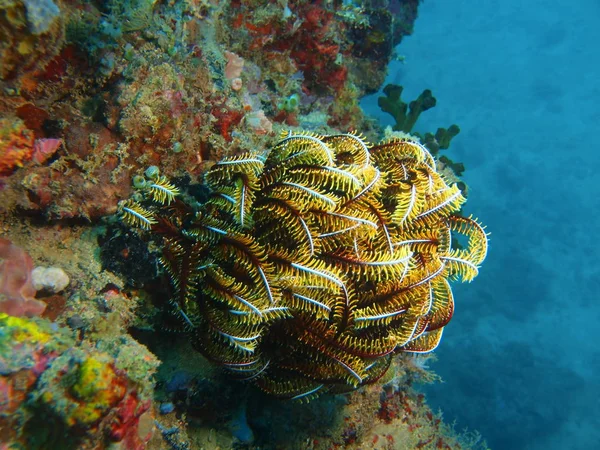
[0,226,160,449]
[0,296,159,448]
[0,0,420,220]
[0,0,493,447]
[144,351,488,449]
[0,0,64,81]
[0,313,72,423]
[0,117,34,175]
[226,0,417,96]
[118,131,488,400]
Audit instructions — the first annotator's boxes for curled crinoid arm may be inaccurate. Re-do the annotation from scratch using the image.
[204,153,264,191]
[267,131,333,167]
[118,199,157,230]
[402,327,444,353]
[322,131,372,166]
[414,184,465,227]
[424,277,455,331]
[443,214,489,282]
[204,153,264,228]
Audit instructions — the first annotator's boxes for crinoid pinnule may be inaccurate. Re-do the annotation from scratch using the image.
[119,131,488,401]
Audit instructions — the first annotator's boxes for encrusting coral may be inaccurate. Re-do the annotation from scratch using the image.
[0,117,35,176]
[0,311,158,449]
[119,130,488,401]
[0,0,64,80]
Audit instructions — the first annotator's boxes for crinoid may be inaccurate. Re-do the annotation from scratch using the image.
[118,131,488,401]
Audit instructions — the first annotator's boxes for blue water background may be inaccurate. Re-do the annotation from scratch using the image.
[362,1,600,448]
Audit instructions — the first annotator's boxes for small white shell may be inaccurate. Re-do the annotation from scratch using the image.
[31,267,70,293]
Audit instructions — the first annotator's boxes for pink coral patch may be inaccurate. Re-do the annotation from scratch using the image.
[0,238,45,317]
[245,110,273,135]
[32,138,62,164]
[225,51,244,80]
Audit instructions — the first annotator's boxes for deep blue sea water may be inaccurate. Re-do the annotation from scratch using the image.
[363,1,600,449]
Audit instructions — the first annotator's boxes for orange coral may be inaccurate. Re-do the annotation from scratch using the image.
[0,118,34,175]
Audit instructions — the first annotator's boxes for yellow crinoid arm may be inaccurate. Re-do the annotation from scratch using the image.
[147,175,180,205]
[119,199,157,229]
[443,215,489,282]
